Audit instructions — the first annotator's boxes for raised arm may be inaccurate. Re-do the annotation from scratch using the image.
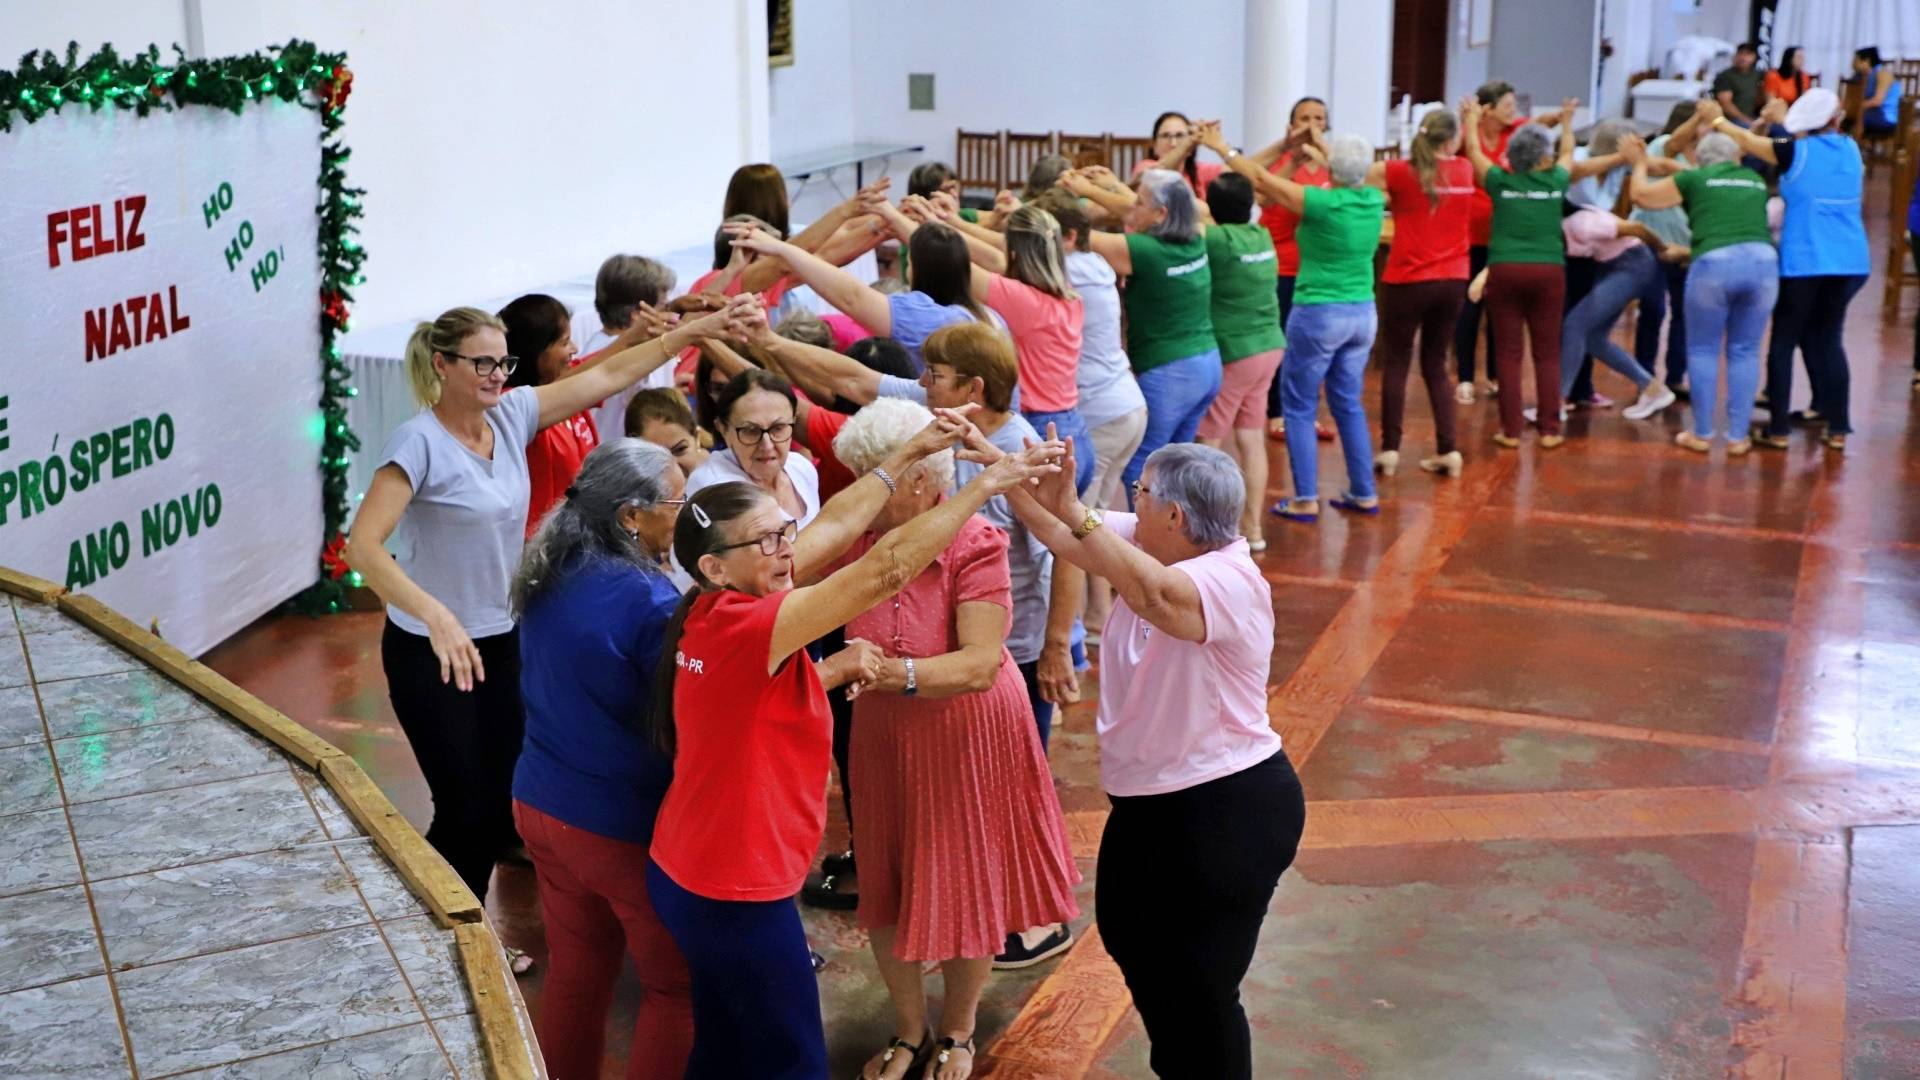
[744,315,884,406]
[1200,122,1309,211]
[910,196,1010,272]
[1700,98,1776,164]
[768,444,1063,666]
[730,226,893,334]
[789,177,890,254]
[1554,98,1578,172]
[1460,100,1494,186]
[791,412,970,581]
[1059,168,1138,221]
[533,296,759,431]
[1084,229,1133,276]
[1624,137,1682,209]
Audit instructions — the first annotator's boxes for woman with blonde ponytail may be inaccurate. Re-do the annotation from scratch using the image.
[1363,108,1476,477]
[344,295,760,920]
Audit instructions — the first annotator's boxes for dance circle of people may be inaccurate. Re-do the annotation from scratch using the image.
[345,55,1889,1078]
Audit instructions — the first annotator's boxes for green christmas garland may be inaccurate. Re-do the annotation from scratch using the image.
[1,40,368,614]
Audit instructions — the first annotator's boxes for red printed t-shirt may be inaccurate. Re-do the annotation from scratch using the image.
[1382,157,1475,284]
[1258,153,1332,276]
[649,589,831,901]
[985,275,1083,413]
[523,413,598,538]
[802,406,857,500]
[1468,119,1525,247]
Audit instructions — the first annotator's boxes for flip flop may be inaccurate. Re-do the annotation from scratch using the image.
[1329,495,1381,515]
[1270,499,1319,522]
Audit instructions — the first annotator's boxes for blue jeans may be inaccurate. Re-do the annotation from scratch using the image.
[1684,243,1779,439]
[1124,349,1223,503]
[645,861,826,1079]
[1023,405,1097,496]
[1281,302,1377,502]
[1560,245,1658,397]
[1634,259,1689,390]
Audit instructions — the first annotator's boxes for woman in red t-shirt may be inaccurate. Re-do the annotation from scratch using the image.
[1367,109,1475,479]
[642,424,1062,1079]
[501,294,596,538]
[1253,97,1331,434]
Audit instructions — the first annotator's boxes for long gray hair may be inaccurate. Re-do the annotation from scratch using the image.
[510,438,679,616]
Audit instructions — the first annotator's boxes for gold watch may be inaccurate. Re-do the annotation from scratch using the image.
[1071,507,1104,540]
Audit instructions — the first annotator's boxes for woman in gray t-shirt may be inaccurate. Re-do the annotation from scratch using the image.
[345,298,756,909]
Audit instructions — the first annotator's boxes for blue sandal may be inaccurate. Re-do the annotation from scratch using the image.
[1329,495,1380,515]
[1270,498,1319,522]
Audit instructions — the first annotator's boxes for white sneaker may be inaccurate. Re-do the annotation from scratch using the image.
[1623,385,1677,420]
[1455,382,1476,405]
[1521,405,1570,425]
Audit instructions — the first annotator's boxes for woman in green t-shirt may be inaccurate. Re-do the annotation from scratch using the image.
[1209,124,1385,520]
[1067,167,1222,504]
[1462,100,1576,448]
[1627,129,1779,454]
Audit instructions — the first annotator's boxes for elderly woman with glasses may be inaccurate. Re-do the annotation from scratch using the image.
[1062,166,1220,502]
[822,400,1079,1080]
[644,420,1062,1079]
[684,369,820,525]
[1209,125,1385,520]
[507,438,695,1079]
[345,298,758,917]
[956,428,1304,1080]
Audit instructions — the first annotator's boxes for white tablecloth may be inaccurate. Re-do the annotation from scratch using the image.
[338,243,874,521]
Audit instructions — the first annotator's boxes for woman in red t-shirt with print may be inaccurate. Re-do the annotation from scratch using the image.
[1367,108,1476,479]
[641,424,1062,1079]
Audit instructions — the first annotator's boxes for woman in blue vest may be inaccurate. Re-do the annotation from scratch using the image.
[1852,47,1903,137]
[1702,88,1870,451]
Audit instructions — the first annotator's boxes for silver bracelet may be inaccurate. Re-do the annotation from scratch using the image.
[872,466,897,495]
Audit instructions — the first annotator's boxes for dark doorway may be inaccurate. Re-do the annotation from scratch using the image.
[1392,0,1450,103]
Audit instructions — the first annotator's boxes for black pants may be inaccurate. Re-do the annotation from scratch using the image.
[1266,275,1298,418]
[1098,750,1306,1080]
[1017,659,1055,749]
[380,619,525,902]
[1452,244,1496,383]
[1564,255,1599,403]
[1764,274,1868,436]
[1635,259,1690,390]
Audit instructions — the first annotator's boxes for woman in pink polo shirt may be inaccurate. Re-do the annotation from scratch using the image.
[956,425,1304,1080]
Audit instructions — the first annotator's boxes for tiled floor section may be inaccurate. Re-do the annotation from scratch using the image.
[194,194,1920,1077]
[0,598,495,1079]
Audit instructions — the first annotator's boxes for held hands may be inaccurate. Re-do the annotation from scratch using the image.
[1196,120,1231,154]
[1694,97,1724,125]
[424,606,485,692]
[895,406,979,467]
[1560,97,1580,125]
[675,294,764,347]
[929,190,962,218]
[851,177,893,214]
[1618,133,1648,164]
[1759,97,1788,127]
[972,440,1066,497]
[823,637,887,697]
[993,189,1021,216]
[726,223,788,257]
[1461,96,1484,127]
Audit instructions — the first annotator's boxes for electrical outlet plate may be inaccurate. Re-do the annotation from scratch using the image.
[909,73,934,111]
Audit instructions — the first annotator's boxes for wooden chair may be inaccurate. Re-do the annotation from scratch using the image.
[1108,136,1155,182]
[1881,99,1919,323]
[1057,132,1111,171]
[954,130,1005,197]
[1004,131,1057,194]
[1374,144,1402,162]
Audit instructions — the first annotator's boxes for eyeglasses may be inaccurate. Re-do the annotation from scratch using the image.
[715,519,798,556]
[656,497,688,508]
[1131,480,1155,501]
[731,420,795,445]
[447,352,519,377]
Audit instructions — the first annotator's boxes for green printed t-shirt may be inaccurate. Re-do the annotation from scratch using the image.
[1485,165,1570,265]
[1204,223,1285,361]
[1122,233,1215,372]
[1293,185,1386,305]
[1673,162,1773,257]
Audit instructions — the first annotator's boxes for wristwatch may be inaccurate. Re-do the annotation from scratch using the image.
[1071,507,1104,540]
[901,656,918,697]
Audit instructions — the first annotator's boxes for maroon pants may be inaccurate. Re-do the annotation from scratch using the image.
[514,801,693,1080]
[1379,280,1466,454]
[1486,263,1566,437]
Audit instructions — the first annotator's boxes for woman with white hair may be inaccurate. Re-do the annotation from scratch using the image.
[955,428,1304,1080]
[1061,167,1221,501]
[510,438,695,1078]
[1627,120,1778,453]
[1693,89,1868,451]
[1210,127,1385,520]
[1462,101,1576,449]
[830,399,1080,1080]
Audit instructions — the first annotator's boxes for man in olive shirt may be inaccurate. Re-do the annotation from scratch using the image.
[1713,43,1764,124]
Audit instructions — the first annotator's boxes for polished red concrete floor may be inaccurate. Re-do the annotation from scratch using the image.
[205,196,1920,1077]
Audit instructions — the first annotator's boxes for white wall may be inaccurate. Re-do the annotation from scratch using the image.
[1446,0,1491,106]
[5,1,767,330]
[769,0,854,160]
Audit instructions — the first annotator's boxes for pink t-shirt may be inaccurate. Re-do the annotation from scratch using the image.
[1562,209,1641,262]
[821,312,872,351]
[1095,513,1282,797]
[986,275,1082,414]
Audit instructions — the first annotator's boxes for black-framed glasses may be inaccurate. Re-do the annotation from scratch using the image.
[731,420,795,445]
[447,352,519,378]
[715,519,798,556]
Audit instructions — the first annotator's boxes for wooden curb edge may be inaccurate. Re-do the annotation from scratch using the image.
[0,566,65,605]
[318,754,484,926]
[456,923,541,1080]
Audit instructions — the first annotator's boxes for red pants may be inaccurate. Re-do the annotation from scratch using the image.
[514,801,693,1080]
[1487,263,1566,437]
